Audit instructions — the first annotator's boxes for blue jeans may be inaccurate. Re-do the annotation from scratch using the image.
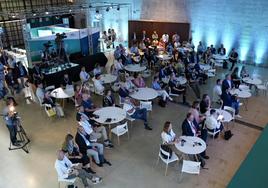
[232,101,239,115]
[131,108,148,125]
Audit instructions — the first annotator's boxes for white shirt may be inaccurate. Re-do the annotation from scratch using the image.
[213,85,222,102]
[205,115,221,130]
[188,120,196,136]
[80,71,90,82]
[79,120,93,135]
[162,34,169,43]
[55,156,75,179]
[123,103,135,116]
[93,79,104,93]
[161,129,176,144]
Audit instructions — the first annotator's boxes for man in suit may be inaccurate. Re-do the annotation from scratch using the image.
[229,48,238,71]
[217,44,226,55]
[182,112,209,159]
[75,126,111,167]
[222,74,234,92]
[221,88,241,117]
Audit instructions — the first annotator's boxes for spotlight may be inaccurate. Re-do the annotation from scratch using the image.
[11,15,16,18]
[117,5,120,11]
[33,13,37,16]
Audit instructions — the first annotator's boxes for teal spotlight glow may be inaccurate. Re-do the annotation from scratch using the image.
[222,28,234,54]
[206,28,217,47]
[255,40,266,64]
[239,46,249,61]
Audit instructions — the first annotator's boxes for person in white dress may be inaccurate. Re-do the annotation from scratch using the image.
[205,109,223,137]
[80,66,90,83]
[93,74,104,95]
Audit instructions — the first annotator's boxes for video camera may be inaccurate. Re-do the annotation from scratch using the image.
[43,41,53,48]
[56,32,67,40]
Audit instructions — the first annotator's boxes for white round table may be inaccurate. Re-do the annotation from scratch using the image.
[51,87,74,99]
[93,107,126,139]
[93,107,126,125]
[175,76,187,85]
[205,109,233,123]
[199,64,212,71]
[100,74,117,84]
[124,64,146,73]
[230,89,252,98]
[242,77,262,85]
[156,54,173,61]
[130,88,158,101]
[213,54,228,60]
[175,136,206,155]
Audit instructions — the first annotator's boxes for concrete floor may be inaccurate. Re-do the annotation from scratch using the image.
[0,63,267,188]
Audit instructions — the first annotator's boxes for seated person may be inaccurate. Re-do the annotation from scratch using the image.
[80,66,90,83]
[231,67,241,88]
[75,126,111,167]
[114,58,124,75]
[186,68,201,99]
[188,101,206,125]
[55,150,102,187]
[199,94,211,114]
[103,90,116,107]
[159,65,168,81]
[161,121,181,156]
[152,76,172,101]
[43,92,64,117]
[212,79,222,103]
[124,73,136,91]
[240,66,249,78]
[194,62,208,83]
[93,64,102,76]
[5,68,20,95]
[205,109,224,137]
[182,112,209,159]
[168,74,188,104]
[36,83,45,104]
[123,97,152,130]
[130,43,139,55]
[77,107,113,148]
[118,82,131,100]
[62,134,95,174]
[221,88,241,118]
[217,44,226,55]
[81,93,98,117]
[93,74,105,94]
[61,73,73,88]
[132,73,146,88]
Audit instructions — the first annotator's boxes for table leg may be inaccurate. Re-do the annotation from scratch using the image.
[108,124,112,140]
[244,98,248,111]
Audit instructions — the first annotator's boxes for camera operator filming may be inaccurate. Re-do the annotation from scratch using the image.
[2,97,30,153]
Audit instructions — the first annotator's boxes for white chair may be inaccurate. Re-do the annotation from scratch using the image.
[58,177,77,188]
[126,114,135,129]
[256,81,268,96]
[140,101,152,113]
[111,122,129,145]
[205,123,221,140]
[45,85,55,92]
[36,94,44,106]
[156,147,179,176]
[179,160,201,182]
[223,106,236,127]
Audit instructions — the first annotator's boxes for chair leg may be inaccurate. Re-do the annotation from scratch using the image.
[156,156,160,166]
[117,135,120,145]
[165,163,168,176]
[178,171,183,183]
[127,130,130,140]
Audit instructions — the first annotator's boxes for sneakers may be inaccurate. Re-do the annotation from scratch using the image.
[104,160,112,166]
[84,168,96,174]
[92,177,102,184]
[236,114,242,118]
[168,97,173,101]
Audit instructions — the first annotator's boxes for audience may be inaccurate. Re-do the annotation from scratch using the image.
[55,150,102,187]
[189,101,206,126]
[222,74,234,91]
[103,90,116,107]
[169,74,188,104]
[75,126,111,167]
[123,97,152,130]
[80,66,90,83]
[221,88,241,117]
[93,74,105,95]
[133,73,146,88]
[81,93,98,117]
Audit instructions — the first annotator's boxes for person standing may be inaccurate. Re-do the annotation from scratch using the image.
[229,48,238,71]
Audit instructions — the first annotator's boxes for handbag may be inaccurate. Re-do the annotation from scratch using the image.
[46,106,56,117]
[224,130,233,140]
[160,144,172,159]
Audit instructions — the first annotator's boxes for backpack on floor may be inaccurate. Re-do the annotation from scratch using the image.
[158,98,166,107]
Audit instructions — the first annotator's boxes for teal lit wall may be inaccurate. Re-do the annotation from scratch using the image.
[187,0,268,65]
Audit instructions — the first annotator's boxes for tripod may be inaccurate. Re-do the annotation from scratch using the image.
[9,117,31,154]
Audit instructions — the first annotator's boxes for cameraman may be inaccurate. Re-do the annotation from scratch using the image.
[2,97,20,146]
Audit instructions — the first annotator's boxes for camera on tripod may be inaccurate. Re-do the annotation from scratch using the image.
[56,32,67,40]
[43,41,53,48]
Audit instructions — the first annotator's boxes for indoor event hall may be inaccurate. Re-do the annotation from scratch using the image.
[0,0,268,188]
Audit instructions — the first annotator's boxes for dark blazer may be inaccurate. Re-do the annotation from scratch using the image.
[221,91,233,107]
[118,87,129,98]
[222,79,234,91]
[217,47,226,55]
[182,119,200,136]
[75,132,92,155]
[103,95,115,107]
